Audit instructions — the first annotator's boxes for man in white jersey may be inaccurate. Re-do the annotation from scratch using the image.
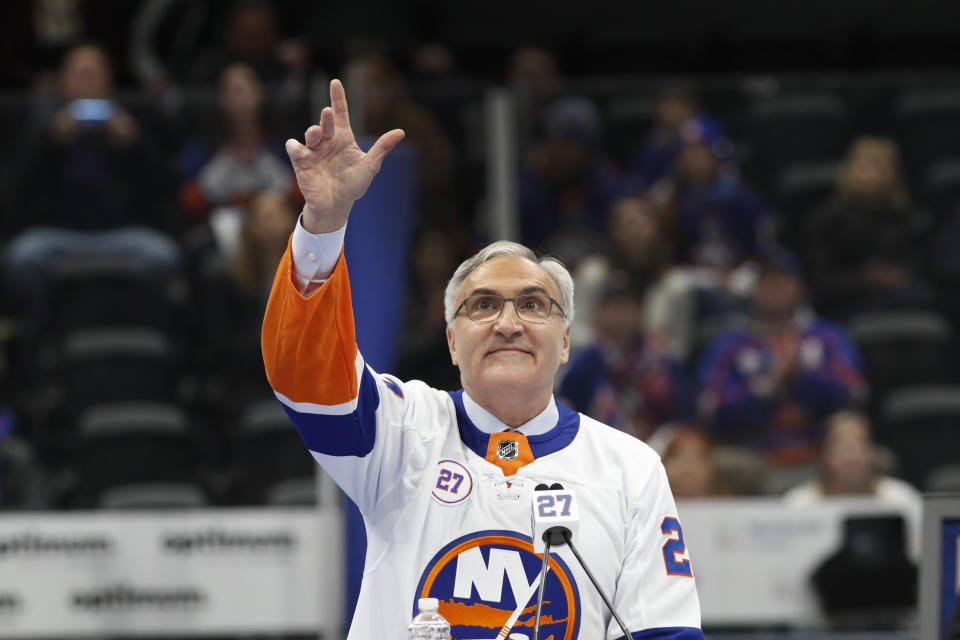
[262,79,703,640]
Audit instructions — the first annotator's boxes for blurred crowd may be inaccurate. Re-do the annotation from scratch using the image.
[0,1,958,527]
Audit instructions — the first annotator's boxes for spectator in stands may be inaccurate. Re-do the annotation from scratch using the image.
[344,51,458,226]
[178,62,298,253]
[4,42,179,378]
[200,191,297,398]
[698,258,866,466]
[507,45,563,137]
[519,95,625,257]
[784,409,921,556]
[229,191,297,304]
[187,0,309,96]
[411,42,456,80]
[394,227,465,391]
[572,194,697,361]
[508,45,561,103]
[661,427,727,498]
[631,86,726,188]
[648,114,774,335]
[559,276,693,442]
[783,409,920,505]
[652,114,771,273]
[804,136,932,318]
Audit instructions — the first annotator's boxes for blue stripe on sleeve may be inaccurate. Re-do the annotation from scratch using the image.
[282,364,381,457]
[614,627,704,640]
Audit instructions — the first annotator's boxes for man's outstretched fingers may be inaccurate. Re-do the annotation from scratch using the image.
[320,106,336,138]
[285,138,309,161]
[304,109,335,149]
[304,124,324,149]
[330,79,351,129]
[367,129,406,167]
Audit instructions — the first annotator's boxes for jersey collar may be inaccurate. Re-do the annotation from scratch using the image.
[450,390,580,463]
[461,390,559,436]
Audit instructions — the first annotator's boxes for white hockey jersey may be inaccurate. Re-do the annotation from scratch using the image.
[262,245,704,640]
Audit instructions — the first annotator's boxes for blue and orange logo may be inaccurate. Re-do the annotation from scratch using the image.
[414,530,581,640]
[382,376,404,399]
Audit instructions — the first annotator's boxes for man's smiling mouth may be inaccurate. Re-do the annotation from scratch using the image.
[487,347,532,356]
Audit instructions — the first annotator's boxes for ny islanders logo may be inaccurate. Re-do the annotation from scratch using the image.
[414,530,581,640]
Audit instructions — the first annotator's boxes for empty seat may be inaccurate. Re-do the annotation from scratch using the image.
[229,399,316,505]
[744,92,850,189]
[265,477,317,507]
[925,464,960,493]
[98,482,208,509]
[845,310,955,399]
[894,89,960,189]
[878,385,960,488]
[58,327,179,411]
[70,403,196,507]
[774,160,840,248]
[923,157,960,218]
[602,93,656,166]
[48,254,180,335]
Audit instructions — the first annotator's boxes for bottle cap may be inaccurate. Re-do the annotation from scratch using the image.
[418,597,439,612]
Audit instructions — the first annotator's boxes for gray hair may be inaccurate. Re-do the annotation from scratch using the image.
[443,240,575,328]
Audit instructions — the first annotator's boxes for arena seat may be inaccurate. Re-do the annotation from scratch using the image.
[601,92,656,166]
[265,478,317,507]
[894,88,960,192]
[58,327,179,411]
[98,482,208,509]
[774,159,840,249]
[925,464,960,493]
[229,398,316,505]
[878,385,960,488]
[922,156,960,219]
[743,92,850,191]
[48,253,180,336]
[70,403,197,507]
[845,309,955,401]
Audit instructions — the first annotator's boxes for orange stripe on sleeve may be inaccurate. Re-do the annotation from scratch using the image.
[261,237,359,406]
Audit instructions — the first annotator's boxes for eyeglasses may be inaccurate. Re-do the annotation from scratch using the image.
[454,293,565,323]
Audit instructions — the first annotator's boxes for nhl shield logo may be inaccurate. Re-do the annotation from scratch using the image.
[496,439,519,461]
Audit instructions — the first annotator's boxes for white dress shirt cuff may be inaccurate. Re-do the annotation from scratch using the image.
[290,214,346,294]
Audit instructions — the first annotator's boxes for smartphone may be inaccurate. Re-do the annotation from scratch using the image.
[69,99,114,123]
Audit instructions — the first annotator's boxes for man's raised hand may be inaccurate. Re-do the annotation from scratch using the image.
[285,79,405,233]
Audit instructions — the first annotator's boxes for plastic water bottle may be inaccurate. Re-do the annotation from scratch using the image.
[408,597,451,639]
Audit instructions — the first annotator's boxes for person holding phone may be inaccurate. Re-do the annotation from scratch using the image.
[4,42,180,383]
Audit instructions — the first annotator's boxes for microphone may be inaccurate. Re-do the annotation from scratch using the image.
[529,483,632,640]
[531,484,580,555]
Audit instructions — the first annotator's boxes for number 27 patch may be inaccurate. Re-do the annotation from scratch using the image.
[660,517,693,577]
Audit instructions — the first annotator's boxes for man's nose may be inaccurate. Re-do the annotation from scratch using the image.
[493,300,524,335]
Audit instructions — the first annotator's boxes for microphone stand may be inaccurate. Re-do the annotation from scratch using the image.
[532,537,551,640]
[531,482,632,640]
[563,531,632,640]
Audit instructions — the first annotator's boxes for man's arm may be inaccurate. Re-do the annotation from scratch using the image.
[610,461,704,640]
[261,80,406,513]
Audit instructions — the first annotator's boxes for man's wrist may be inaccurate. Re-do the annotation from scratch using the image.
[290,215,347,294]
[302,202,352,234]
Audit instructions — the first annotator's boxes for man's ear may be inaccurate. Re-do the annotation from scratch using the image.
[559,323,571,365]
[446,325,458,366]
